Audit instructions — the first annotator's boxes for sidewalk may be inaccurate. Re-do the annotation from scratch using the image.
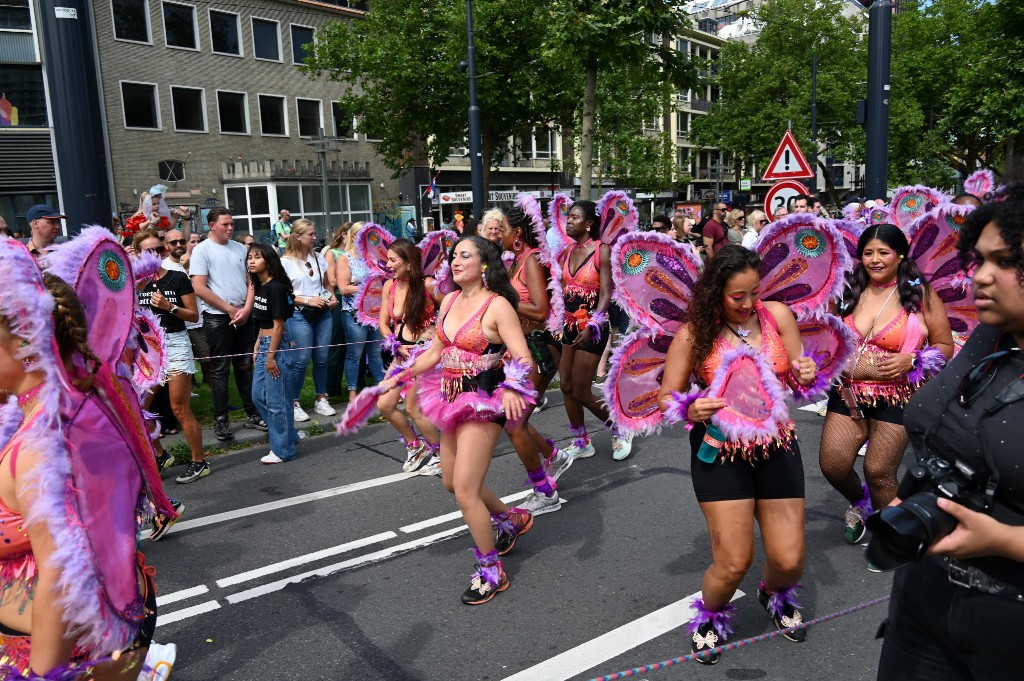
[161,409,346,456]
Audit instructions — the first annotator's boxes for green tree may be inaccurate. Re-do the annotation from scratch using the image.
[690,0,867,184]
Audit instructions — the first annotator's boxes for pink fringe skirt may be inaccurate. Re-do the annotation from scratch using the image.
[416,368,535,433]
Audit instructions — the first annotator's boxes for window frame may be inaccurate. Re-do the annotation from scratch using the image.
[119,80,161,131]
[251,16,282,63]
[110,0,152,45]
[295,98,323,139]
[208,8,243,58]
[257,93,289,137]
[160,0,199,52]
[215,89,250,136]
[290,23,316,65]
[331,102,357,140]
[169,85,208,134]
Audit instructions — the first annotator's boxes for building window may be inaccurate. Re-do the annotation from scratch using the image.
[162,2,196,49]
[170,86,206,132]
[225,185,272,237]
[291,25,314,64]
[216,91,248,134]
[258,95,287,136]
[1,65,48,127]
[120,81,160,130]
[158,160,186,183]
[517,128,555,160]
[209,9,240,56]
[296,98,322,138]
[357,118,383,142]
[111,0,150,43]
[252,18,280,62]
[331,102,353,139]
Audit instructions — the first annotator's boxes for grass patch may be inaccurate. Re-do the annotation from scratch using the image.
[189,373,348,427]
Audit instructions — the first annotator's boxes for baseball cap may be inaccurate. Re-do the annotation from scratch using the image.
[26,204,66,222]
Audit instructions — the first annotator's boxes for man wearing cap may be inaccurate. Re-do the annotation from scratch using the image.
[27,204,65,259]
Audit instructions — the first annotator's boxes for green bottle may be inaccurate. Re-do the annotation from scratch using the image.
[697,423,726,464]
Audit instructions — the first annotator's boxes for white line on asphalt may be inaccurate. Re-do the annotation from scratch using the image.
[225,525,468,605]
[799,399,829,413]
[156,600,222,627]
[216,531,398,588]
[156,585,210,607]
[499,590,745,681]
[140,471,417,539]
[398,490,531,533]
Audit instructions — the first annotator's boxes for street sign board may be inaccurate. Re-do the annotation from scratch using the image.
[739,178,752,191]
[718,190,732,203]
[762,130,814,181]
[439,191,473,204]
[764,180,808,221]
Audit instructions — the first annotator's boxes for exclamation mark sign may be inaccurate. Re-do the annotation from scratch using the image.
[784,150,791,171]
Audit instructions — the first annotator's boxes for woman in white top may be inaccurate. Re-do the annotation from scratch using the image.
[742,210,770,249]
[281,219,339,421]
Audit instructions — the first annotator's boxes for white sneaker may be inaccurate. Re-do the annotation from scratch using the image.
[314,397,336,416]
[543,448,574,481]
[261,451,286,464]
[140,642,176,681]
[293,404,310,422]
[563,439,595,460]
[858,442,868,457]
[419,455,441,476]
[611,432,635,461]
[519,489,562,515]
[402,443,430,472]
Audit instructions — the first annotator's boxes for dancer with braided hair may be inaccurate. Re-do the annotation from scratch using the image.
[819,225,952,554]
[0,239,177,680]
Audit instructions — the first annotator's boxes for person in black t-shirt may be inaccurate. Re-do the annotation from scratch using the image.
[876,185,1024,681]
[248,243,299,464]
[135,230,210,484]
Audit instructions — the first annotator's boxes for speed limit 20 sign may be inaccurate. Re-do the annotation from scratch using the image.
[764,180,808,221]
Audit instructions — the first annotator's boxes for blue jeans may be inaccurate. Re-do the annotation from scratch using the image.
[285,309,333,400]
[342,309,385,389]
[252,334,298,461]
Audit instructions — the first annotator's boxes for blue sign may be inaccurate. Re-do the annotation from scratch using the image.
[718,190,732,203]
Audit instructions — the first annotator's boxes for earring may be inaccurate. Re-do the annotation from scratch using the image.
[481,264,489,290]
[513,237,522,251]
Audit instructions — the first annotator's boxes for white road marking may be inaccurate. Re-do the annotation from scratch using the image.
[398,490,531,533]
[225,525,468,605]
[499,590,745,681]
[157,600,221,626]
[140,471,416,539]
[156,585,209,607]
[799,399,829,413]
[216,531,397,588]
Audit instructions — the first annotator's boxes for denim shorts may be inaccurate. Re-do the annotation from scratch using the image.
[163,329,197,380]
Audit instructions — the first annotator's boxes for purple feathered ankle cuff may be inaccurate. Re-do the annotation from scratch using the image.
[499,357,538,401]
[490,512,515,536]
[687,597,736,640]
[855,481,874,516]
[759,581,803,621]
[569,423,589,449]
[662,386,704,431]
[471,547,501,586]
[908,346,946,386]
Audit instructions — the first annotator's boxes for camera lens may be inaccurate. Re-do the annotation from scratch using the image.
[865,493,958,570]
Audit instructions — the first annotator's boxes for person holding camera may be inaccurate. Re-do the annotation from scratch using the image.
[818,225,953,553]
[281,219,338,422]
[871,185,1024,681]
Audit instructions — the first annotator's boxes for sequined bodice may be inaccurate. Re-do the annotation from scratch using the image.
[699,302,789,387]
[844,307,910,353]
[511,248,537,306]
[561,241,600,302]
[438,291,501,354]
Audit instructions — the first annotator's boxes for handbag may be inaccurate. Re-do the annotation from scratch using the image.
[296,255,330,324]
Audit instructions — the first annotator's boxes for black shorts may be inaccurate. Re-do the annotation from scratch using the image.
[561,322,610,355]
[689,422,805,502]
[826,386,905,425]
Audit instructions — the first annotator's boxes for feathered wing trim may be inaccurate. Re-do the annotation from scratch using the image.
[335,384,389,435]
[908,346,946,386]
[705,344,791,443]
[130,250,162,284]
[547,193,573,262]
[687,597,736,640]
[39,226,115,285]
[841,203,864,223]
[610,230,701,334]
[434,260,456,295]
[381,333,401,356]
[789,371,832,403]
[596,190,639,246]
[964,169,995,198]
[0,394,24,454]
[661,385,703,432]
[353,222,394,277]
[354,273,388,326]
[516,194,551,266]
[585,310,608,345]
[499,356,538,401]
[545,258,566,336]
[129,307,167,396]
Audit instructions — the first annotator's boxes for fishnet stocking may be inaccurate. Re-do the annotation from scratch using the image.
[863,420,909,509]
[819,411,869,505]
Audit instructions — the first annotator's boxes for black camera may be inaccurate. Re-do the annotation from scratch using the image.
[866,449,993,570]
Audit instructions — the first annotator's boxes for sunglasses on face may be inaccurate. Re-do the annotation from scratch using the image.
[167,239,186,246]
[145,246,166,255]
[758,219,770,225]
[957,348,1022,408]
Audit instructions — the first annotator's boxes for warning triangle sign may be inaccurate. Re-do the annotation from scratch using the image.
[762,130,814,181]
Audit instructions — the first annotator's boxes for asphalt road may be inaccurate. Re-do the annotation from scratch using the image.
[147,392,900,681]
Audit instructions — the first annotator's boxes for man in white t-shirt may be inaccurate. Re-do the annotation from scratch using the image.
[190,208,264,440]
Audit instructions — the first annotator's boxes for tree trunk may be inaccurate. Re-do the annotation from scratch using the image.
[579,55,598,201]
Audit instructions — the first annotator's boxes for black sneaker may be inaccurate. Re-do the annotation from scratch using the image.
[494,508,534,556]
[155,452,174,472]
[243,415,268,431]
[151,499,184,542]
[226,403,242,412]
[460,563,508,605]
[175,460,210,484]
[690,619,722,665]
[757,583,807,643]
[214,418,234,441]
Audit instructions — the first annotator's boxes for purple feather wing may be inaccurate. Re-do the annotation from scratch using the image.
[596,190,638,246]
[797,313,856,388]
[964,169,995,198]
[907,204,978,339]
[336,384,388,435]
[129,308,166,396]
[418,229,456,278]
[706,345,791,442]
[867,206,893,226]
[756,215,850,318]
[830,218,864,266]
[611,232,700,335]
[604,329,674,436]
[547,193,573,261]
[890,185,948,232]
[355,273,387,326]
[354,223,394,277]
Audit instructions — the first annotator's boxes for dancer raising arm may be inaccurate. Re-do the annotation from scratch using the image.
[657,245,819,664]
[377,236,537,605]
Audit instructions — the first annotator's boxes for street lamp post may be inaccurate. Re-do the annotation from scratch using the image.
[464,0,485,219]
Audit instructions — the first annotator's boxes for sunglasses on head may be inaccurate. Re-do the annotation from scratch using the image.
[957,347,1022,408]
[167,239,186,246]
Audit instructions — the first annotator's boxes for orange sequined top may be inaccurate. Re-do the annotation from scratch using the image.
[511,248,537,306]
[843,306,926,405]
[698,302,789,387]
[561,241,601,304]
